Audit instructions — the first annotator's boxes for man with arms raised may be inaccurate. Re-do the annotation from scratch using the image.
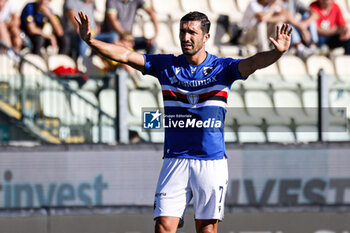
[75,11,292,233]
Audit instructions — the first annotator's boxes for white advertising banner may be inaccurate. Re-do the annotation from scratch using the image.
[0,145,349,208]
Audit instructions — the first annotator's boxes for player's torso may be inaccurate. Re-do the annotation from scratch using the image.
[160,54,229,110]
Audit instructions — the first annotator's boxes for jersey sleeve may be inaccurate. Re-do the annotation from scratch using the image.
[106,0,117,14]
[21,4,35,26]
[222,58,246,87]
[334,4,346,27]
[143,54,174,84]
[64,0,75,10]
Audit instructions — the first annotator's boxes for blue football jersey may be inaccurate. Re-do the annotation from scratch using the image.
[143,53,246,160]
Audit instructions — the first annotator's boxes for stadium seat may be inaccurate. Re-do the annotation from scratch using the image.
[207,0,242,22]
[77,55,105,75]
[20,54,48,89]
[95,88,118,142]
[296,125,350,142]
[301,90,343,127]
[241,75,271,90]
[151,0,184,20]
[302,90,318,116]
[149,131,165,143]
[226,90,262,126]
[296,125,318,142]
[253,63,284,83]
[179,0,216,20]
[211,21,232,45]
[49,0,64,17]
[0,54,21,90]
[92,125,116,143]
[335,0,350,22]
[77,55,105,92]
[238,125,266,143]
[329,89,350,118]
[40,90,85,125]
[245,90,273,110]
[80,79,104,92]
[306,55,338,83]
[18,0,32,13]
[93,0,106,23]
[132,17,144,38]
[152,22,180,54]
[278,55,315,88]
[325,125,350,141]
[172,22,181,48]
[143,21,156,40]
[99,89,117,118]
[137,72,161,90]
[299,0,313,6]
[47,54,77,71]
[71,90,99,124]
[267,125,295,143]
[219,45,242,57]
[245,90,289,124]
[235,0,250,13]
[273,90,316,124]
[334,55,350,83]
[224,130,237,142]
[129,89,158,119]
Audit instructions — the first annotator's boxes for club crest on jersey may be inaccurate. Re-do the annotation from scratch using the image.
[187,94,199,105]
[203,67,213,75]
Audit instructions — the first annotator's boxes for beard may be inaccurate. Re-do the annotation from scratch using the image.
[181,42,203,56]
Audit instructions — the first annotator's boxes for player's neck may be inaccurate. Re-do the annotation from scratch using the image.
[185,49,207,66]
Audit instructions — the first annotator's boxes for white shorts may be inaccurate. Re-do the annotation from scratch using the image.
[154,158,228,220]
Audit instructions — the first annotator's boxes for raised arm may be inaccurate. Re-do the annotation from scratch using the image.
[74,12,145,72]
[238,24,292,78]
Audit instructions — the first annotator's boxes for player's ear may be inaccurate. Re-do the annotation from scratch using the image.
[203,33,210,43]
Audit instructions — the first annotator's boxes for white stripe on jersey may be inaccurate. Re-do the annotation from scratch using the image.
[162,85,229,95]
[164,100,228,109]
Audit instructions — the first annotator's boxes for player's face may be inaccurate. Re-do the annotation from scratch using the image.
[179,20,209,56]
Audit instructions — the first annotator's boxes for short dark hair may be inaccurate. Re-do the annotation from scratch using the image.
[180,11,211,34]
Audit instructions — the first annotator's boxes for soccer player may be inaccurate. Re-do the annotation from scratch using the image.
[75,11,292,233]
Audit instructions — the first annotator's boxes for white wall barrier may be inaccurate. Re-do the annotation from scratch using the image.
[0,144,350,208]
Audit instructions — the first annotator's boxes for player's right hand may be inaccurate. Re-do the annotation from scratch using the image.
[74,11,92,44]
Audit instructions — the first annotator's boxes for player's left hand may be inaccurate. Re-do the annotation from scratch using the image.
[269,24,293,53]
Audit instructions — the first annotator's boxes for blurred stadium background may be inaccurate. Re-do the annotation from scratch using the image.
[0,0,350,232]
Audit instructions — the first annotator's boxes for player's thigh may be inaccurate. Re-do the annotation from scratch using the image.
[190,159,228,220]
[154,158,192,219]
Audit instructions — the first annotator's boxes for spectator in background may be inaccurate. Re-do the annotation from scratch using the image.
[310,0,350,55]
[20,0,69,55]
[64,0,117,58]
[0,0,22,52]
[238,0,286,52]
[281,0,319,58]
[101,0,159,54]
